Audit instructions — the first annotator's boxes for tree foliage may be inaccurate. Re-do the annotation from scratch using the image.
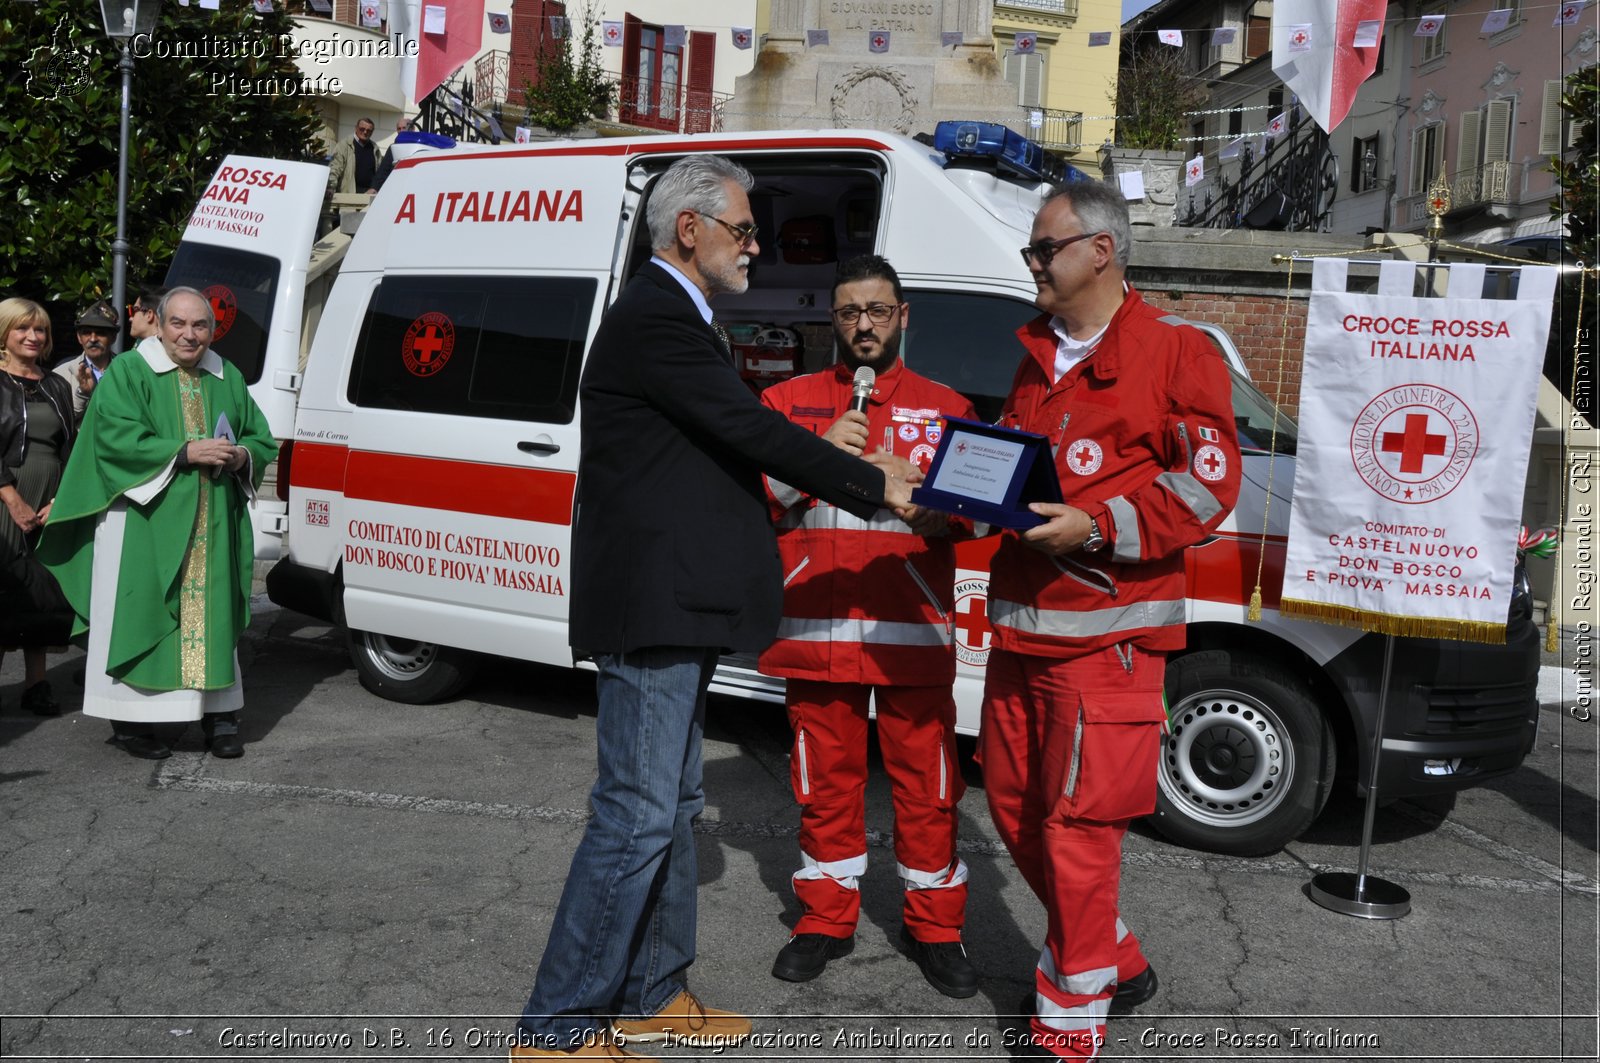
[521,4,613,133]
[0,0,322,310]
[1112,45,1208,151]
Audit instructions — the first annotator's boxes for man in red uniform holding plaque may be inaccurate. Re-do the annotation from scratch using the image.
[759,255,979,998]
[983,182,1241,1059]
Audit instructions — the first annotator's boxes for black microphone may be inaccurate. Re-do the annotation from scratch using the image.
[850,366,875,415]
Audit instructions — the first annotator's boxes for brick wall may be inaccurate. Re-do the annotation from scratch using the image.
[1141,290,1309,418]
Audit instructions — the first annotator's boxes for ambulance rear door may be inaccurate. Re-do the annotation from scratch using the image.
[165,155,327,557]
[329,147,625,671]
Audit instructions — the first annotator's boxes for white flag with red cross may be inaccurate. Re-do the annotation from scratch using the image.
[602,20,622,45]
[1414,14,1445,36]
[1272,0,1387,133]
[1280,259,1558,642]
[1555,0,1586,25]
[1157,28,1183,45]
[1184,155,1204,186]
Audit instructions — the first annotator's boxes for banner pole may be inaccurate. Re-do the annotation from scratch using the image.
[1307,633,1410,919]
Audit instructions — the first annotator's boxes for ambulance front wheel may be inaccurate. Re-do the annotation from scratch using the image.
[347,629,479,704]
[1151,649,1336,856]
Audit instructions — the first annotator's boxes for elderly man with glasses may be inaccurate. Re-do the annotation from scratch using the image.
[511,156,916,1062]
[986,181,1240,1060]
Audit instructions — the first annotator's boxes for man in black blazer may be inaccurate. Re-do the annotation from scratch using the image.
[514,155,916,1060]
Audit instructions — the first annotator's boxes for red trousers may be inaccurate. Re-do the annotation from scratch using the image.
[786,679,968,941]
[979,646,1165,1060]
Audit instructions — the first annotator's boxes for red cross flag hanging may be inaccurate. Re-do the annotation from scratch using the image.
[1414,14,1445,36]
[1555,1,1586,25]
[1184,155,1204,186]
[1280,258,1559,642]
[1272,0,1386,132]
[602,20,622,45]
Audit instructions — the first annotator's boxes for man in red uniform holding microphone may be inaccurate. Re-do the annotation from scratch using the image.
[983,182,1240,1059]
[759,255,979,997]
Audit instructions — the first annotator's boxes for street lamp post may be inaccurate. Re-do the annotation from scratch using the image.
[98,0,162,351]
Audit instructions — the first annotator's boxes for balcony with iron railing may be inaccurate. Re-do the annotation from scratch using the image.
[468,50,731,136]
[1398,161,1520,225]
[997,0,1080,17]
[1029,107,1083,152]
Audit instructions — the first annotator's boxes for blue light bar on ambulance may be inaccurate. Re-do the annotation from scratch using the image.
[933,121,1091,185]
[397,130,457,150]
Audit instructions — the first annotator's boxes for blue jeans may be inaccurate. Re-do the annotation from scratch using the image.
[518,646,715,1049]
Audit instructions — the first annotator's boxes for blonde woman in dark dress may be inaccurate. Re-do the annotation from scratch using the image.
[0,298,75,715]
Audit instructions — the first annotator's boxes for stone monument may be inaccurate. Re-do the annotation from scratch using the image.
[726,0,1022,136]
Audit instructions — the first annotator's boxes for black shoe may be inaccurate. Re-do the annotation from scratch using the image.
[901,927,979,999]
[109,731,171,760]
[1111,963,1158,1011]
[22,681,60,717]
[772,932,854,982]
[203,713,244,758]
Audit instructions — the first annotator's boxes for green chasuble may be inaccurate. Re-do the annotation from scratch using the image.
[38,339,276,692]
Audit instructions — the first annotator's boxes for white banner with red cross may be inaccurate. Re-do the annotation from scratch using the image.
[1280,257,1557,643]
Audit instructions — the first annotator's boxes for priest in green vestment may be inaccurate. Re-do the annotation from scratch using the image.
[38,288,276,760]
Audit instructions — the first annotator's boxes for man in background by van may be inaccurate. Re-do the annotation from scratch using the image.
[53,299,119,426]
[371,116,412,192]
[514,156,915,1061]
[982,182,1240,1060]
[327,117,380,196]
[758,255,979,998]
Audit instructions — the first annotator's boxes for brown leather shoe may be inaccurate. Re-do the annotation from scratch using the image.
[610,989,751,1046]
[508,1029,658,1061]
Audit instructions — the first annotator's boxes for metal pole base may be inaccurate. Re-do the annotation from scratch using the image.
[1307,871,1411,920]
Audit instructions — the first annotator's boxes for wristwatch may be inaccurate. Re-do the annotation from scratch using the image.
[1082,516,1106,553]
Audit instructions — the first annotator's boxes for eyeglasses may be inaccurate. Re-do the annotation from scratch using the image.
[698,212,759,248]
[1020,232,1102,268]
[832,303,902,326]
[128,304,152,319]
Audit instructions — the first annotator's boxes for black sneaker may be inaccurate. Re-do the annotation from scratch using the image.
[1112,963,1158,1011]
[901,927,979,999]
[771,932,854,982]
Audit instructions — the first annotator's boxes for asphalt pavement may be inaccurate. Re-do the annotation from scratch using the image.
[2,599,1596,1062]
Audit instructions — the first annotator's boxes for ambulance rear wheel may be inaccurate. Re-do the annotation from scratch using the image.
[347,629,478,704]
[1151,650,1335,856]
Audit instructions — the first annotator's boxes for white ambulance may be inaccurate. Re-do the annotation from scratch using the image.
[167,127,1540,856]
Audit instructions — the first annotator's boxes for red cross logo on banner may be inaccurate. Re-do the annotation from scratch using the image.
[605,23,620,42]
[402,312,457,377]
[1380,413,1447,473]
[1291,29,1308,45]
[362,4,377,22]
[1421,19,1437,31]
[873,35,886,47]
[735,31,749,45]
[1351,385,1479,504]
[1188,163,1201,179]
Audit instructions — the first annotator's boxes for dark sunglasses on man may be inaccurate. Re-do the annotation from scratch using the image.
[1019,231,1101,269]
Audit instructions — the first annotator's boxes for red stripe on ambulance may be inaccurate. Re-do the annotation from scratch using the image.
[290,442,576,525]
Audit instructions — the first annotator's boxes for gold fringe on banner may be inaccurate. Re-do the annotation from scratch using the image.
[1279,598,1509,645]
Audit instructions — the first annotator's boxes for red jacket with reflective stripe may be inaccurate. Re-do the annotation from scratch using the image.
[757,362,976,685]
[989,287,1241,659]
